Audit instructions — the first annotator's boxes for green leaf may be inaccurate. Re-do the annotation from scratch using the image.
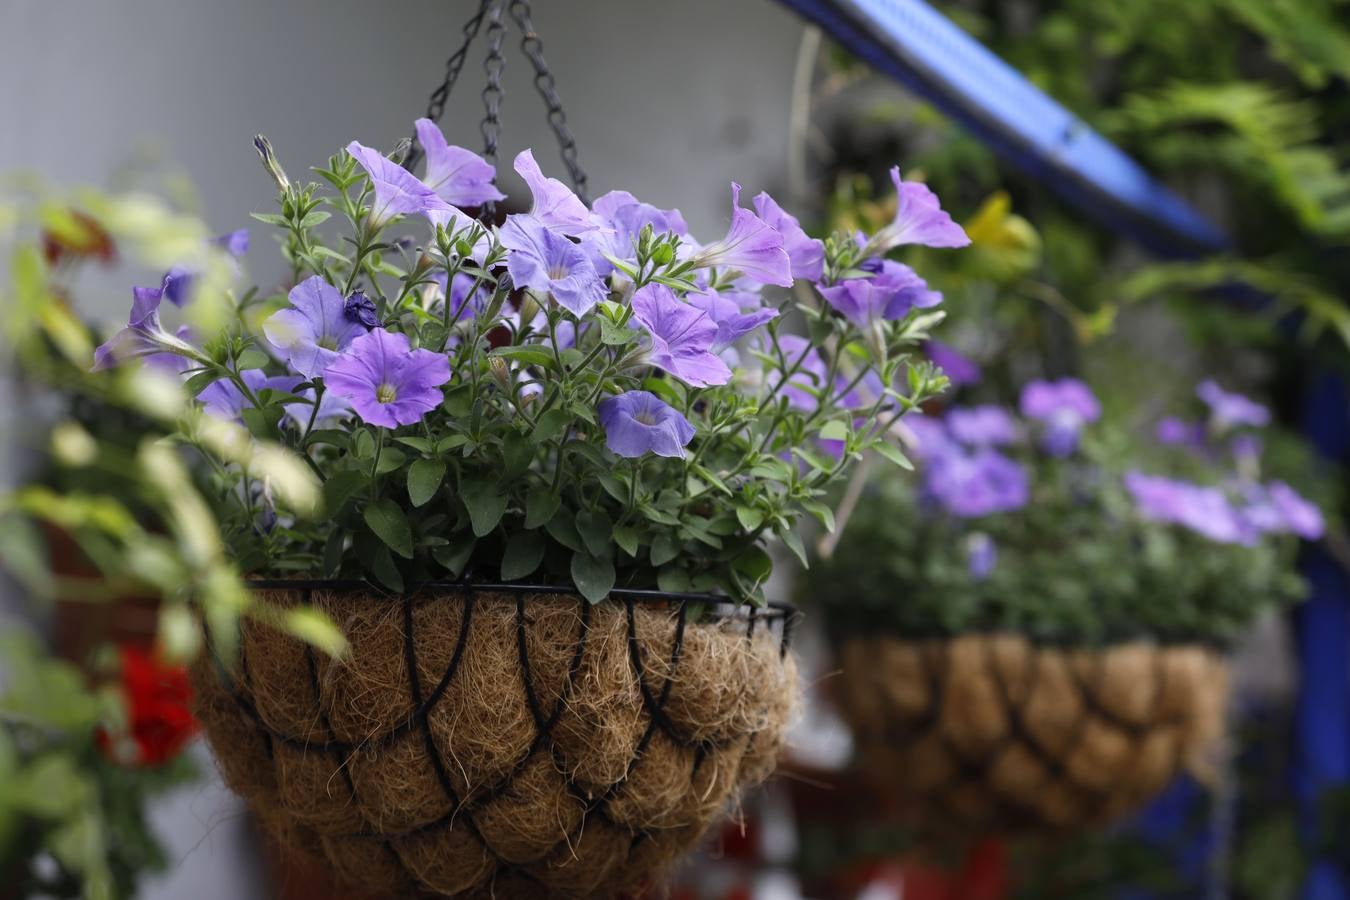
[322,469,367,514]
[657,566,692,593]
[374,447,407,475]
[650,532,680,567]
[802,500,836,533]
[501,531,546,581]
[501,433,534,479]
[363,498,413,559]
[571,552,616,604]
[237,349,272,370]
[460,482,507,537]
[442,384,474,417]
[575,509,614,557]
[433,538,475,577]
[370,545,404,591]
[819,420,850,442]
[793,445,837,473]
[600,319,638,345]
[491,345,556,368]
[525,489,562,529]
[182,368,225,397]
[532,408,572,444]
[250,212,288,226]
[283,607,348,657]
[305,428,350,449]
[733,546,774,586]
[778,526,810,567]
[735,505,765,531]
[545,509,585,552]
[407,458,446,508]
[874,442,914,470]
[241,405,282,441]
[613,524,640,557]
[394,436,434,454]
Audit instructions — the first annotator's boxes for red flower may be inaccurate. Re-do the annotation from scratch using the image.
[42,211,116,266]
[98,645,197,767]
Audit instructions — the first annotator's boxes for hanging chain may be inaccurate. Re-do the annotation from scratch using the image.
[506,0,590,202]
[477,0,507,220]
[403,0,491,173]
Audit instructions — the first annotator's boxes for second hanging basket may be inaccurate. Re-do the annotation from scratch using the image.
[835,632,1227,833]
[191,583,799,899]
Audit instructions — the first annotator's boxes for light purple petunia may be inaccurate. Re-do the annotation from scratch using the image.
[347,141,453,227]
[198,370,301,423]
[925,446,1029,518]
[582,189,687,276]
[868,167,971,253]
[323,329,451,428]
[753,191,824,282]
[965,532,998,579]
[598,390,696,459]
[413,118,505,208]
[1198,380,1270,430]
[688,184,792,287]
[499,214,608,318]
[1123,472,1256,545]
[283,386,352,430]
[946,405,1018,447]
[1267,481,1324,539]
[925,340,981,387]
[631,284,731,387]
[92,285,196,371]
[1156,416,1205,448]
[263,276,368,380]
[818,262,940,330]
[901,413,952,460]
[1020,378,1101,457]
[685,289,778,353]
[514,149,596,236]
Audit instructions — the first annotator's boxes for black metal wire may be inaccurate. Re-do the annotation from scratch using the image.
[403,0,491,173]
[477,0,508,221]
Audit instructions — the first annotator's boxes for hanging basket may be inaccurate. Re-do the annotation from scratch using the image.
[835,632,1227,834]
[190,581,798,899]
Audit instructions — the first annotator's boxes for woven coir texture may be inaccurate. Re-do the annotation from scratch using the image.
[837,633,1227,833]
[190,588,798,899]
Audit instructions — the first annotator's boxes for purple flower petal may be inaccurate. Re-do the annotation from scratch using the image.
[924,340,981,387]
[1268,480,1324,539]
[753,191,824,282]
[1020,378,1101,457]
[869,168,971,252]
[263,276,368,380]
[689,184,792,287]
[1198,380,1270,430]
[499,214,607,317]
[631,284,731,387]
[414,118,505,208]
[324,329,451,428]
[581,189,687,276]
[686,289,778,352]
[598,390,695,458]
[347,141,453,227]
[198,370,301,423]
[946,406,1018,447]
[514,149,596,235]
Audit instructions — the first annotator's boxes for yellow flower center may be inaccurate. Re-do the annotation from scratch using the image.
[317,336,338,351]
[376,383,398,404]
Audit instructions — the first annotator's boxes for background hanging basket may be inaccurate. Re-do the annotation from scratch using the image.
[190,583,798,899]
[835,632,1228,834]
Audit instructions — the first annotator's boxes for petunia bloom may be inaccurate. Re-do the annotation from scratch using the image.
[283,386,352,430]
[499,214,608,317]
[946,406,1018,447]
[598,390,696,459]
[925,340,981,387]
[198,369,301,422]
[583,189,687,276]
[1198,380,1270,430]
[413,118,505,208]
[631,284,732,387]
[1019,378,1101,457]
[92,285,197,371]
[753,191,824,282]
[347,140,453,227]
[767,334,859,412]
[1267,481,1324,539]
[817,262,940,331]
[965,532,998,580]
[344,290,379,329]
[96,645,196,767]
[1123,472,1255,545]
[1156,416,1205,448]
[324,329,451,428]
[867,167,971,254]
[688,184,792,287]
[685,289,778,353]
[925,447,1029,518]
[515,148,596,236]
[263,276,368,380]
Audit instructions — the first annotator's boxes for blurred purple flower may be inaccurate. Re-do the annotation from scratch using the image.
[753,191,823,282]
[198,370,301,422]
[1123,472,1256,545]
[514,148,596,235]
[160,229,249,307]
[768,334,857,412]
[688,183,792,287]
[924,340,981,386]
[263,276,368,380]
[598,390,696,459]
[324,329,451,428]
[926,447,1029,518]
[347,140,453,227]
[1268,481,1324,539]
[283,386,352,430]
[631,284,731,387]
[1156,416,1205,448]
[946,405,1018,447]
[965,533,998,579]
[414,118,505,208]
[1198,380,1270,430]
[868,167,970,253]
[685,289,778,352]
[901,414,952,460]
[499,214,608,317]
[1020,378,1101,457]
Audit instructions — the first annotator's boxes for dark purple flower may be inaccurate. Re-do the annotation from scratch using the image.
[323,329,451,428]
[1198,380,1270,430]
[753,191,824,282]
[263,276,368,380]
[689,184,792,287]
[347,141,453,227]
[1020,378,1101,457]
[1123,472,1255,545]
[583,189,688,276]
[198,370,301,422]
[499,214,608,317]
[868,167,970,253]
[514,149,596,236]
[92,286,196,371]
[926,447,1029,518]
[946,405,1018,447]
[413,118,505,208]
[631,285,731,387]
[344,290,379,329]
[925,340,981,387]
[965,533,998,579]
[685,289,778,353]
[598,390,696,459]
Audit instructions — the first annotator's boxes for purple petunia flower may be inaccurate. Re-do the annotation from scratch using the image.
[514,149,597,236]
[347,140,453,227]
[282,385,352,430]
[323,329,451,428]
[965,532,998,579]
[817,262,940,331]
[263,276,368,380]
[160,229,250,307]
[685,289,778,354]
[925,446,1029,518]
[92,285,197,371]
[688,184,792,287]
[413,118,505,208]
[868,167,971,254]
[1123,472,1256,545]
[598,390,696,459]
[198,369,301,422]
[767,334,854,412]
[344,291,379,329]
[1156,416,1205,448]
[1267,481,1324,539]
[499,214,608,318]
[925,339,981,387]
[1198,380,1270,430]
[582,189,687,277]
[1020,378,1101,457]
[901,414,952,459]
[753,191,824,282]
[631,284,731,387]
[946,405,1018,447]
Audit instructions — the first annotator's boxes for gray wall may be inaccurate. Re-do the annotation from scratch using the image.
[0,2,806,896]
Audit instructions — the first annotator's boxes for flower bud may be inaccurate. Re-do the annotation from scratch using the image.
[650,242,675,266]
[388,138,413,167]
[253,135,291,195]
[489,356,511,389]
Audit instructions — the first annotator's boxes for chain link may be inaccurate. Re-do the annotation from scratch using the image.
[403,0,491,173]
[507,0,590,202]
[477,1,507,220]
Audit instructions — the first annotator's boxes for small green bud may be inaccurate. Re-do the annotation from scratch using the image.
[489,356,511,389]
[650,242,675,266]
[253,135,291,194]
